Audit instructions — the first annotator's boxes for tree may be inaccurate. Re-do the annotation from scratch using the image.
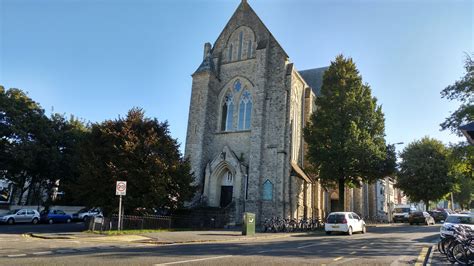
[440,53,474,135]
[448,142,473,210]
[73,108,196,215]
[0,86,51,204]
[397,137,453,211]
[304,55,391,211]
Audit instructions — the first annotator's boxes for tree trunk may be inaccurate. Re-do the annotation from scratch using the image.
[338,178,345,212]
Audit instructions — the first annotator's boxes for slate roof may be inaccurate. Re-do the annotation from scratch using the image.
[298,67,329,96]
[460,121,474,144]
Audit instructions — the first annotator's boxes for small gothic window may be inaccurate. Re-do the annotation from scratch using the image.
[221,92,234,131]
[247,40,252,58]
[228,44,233,61]
[221,171,233,186]
[262,179,273,201]
[238,90,252,130]
[238,31,243,60]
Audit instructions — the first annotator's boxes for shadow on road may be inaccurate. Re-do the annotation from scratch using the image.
[0,222,86,234]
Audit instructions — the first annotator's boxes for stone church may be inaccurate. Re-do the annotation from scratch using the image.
[185,0,380,224]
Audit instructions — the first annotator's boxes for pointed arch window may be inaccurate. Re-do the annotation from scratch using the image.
[221,92,234,131]
[228,44,233,61]
[238,90,252,130]
[262,179,273,201]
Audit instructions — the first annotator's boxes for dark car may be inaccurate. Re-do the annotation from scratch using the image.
[40,209,72,224]
[408,211,435,225]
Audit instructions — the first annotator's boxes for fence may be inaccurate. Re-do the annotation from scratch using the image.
[87,213,229,232]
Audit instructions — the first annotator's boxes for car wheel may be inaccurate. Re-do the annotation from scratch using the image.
[325,231,331,235]
[66,218,71,223]
[48,219,53,224]
[347,226,353,236]
[32,218,39,225]
[7,218,14,225]
[362,226,366,234]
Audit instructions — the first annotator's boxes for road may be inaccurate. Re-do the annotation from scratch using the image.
[0,224,439,265]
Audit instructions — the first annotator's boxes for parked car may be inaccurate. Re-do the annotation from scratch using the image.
[392,205,417,223]
[439,214,474,237]
[325,212,366,235]
[0,209,40,225]
[40,209,72,224]
[430,209,454,223]
[408,211,435,225]
[72,208,102,221]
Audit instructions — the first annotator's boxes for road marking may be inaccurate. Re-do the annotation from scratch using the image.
[33,251,53,255]
[257,250,268,253]
[362,245,367,249]
[350,251,357,254]
[415,247,429,266]
[7,254,26,257]
[334,256,344,261]
[297,243,318,249]
[154,255,233,265]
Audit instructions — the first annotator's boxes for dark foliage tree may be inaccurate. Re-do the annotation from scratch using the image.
[73,108,196,215]
[304,55,392,211]
[397,137,453,211]
[440,53,474,135]
[0,87,50,204]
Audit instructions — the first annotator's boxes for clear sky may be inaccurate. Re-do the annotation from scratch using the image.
[0,0,472,154]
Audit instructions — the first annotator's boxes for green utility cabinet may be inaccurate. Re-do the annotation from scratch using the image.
[242,212,256,236]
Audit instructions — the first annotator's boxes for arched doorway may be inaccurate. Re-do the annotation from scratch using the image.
[220,171,234,207]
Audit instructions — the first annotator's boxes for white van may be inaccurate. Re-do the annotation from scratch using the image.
[392,205,416,223]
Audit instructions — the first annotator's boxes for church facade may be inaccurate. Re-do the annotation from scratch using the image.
[185,0,378,224]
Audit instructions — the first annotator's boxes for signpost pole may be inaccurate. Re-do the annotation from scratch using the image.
[118,195,122,230]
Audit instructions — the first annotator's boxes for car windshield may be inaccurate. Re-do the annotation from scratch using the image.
[394,208,410,213]
[327,214,345,223]
[446,216,474,225]
[5,209,19,215]
[78,208,88,213]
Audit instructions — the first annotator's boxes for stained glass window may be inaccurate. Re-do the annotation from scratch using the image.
[234,80,241,92]
[221,92,234,131]
[238,90,252,130]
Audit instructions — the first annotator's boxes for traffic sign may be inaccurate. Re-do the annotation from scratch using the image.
[116,181,127,196]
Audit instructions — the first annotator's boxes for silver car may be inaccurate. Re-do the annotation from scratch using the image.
[0,209,40,225]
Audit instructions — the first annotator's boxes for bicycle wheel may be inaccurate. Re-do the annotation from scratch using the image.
[452,243,469,265]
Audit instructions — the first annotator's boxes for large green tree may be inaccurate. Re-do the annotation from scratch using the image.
[448,142,473,210]
[304,55,392,211]
[440,53,473,135]
[73,108,196,215]
[397,137,454,210]
[0,87,50,204]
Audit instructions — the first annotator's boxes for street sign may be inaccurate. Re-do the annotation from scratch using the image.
[116,181,127,196]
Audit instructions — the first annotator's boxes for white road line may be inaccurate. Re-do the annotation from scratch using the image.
[33,251,53,255]
[7,254,26,258]
[334,256,344,261]
[297,243,319,249]
[257,250,268,254]
[350,251,357,255]
[154,255,233,265]
[362,245,368,249]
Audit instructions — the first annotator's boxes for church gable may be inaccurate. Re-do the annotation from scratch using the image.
[210,0,288,61]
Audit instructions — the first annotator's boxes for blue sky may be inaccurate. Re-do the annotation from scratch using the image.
[0,0,472,154]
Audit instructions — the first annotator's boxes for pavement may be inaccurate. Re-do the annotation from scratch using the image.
[28,229,326,245]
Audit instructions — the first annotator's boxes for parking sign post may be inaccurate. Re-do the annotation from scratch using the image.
[116,181,127,230]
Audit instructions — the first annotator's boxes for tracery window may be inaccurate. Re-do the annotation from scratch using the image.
[221,92,234,131]
[262,179,273,201]
[238,90,252,130]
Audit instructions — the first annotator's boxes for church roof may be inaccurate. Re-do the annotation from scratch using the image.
[194,55,215,75]
[298,67,329,96]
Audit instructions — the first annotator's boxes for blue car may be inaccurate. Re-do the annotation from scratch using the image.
[40,209,72,224]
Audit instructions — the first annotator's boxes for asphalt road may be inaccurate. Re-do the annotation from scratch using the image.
[0,222,85,234]
[0,224,440,265]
